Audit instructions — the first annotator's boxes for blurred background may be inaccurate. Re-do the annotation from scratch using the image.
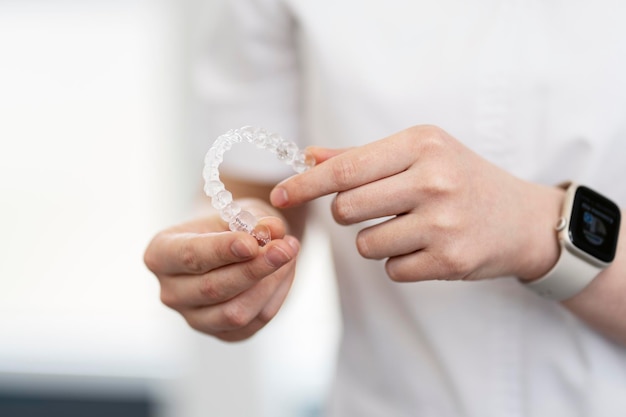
[0,0,340,416]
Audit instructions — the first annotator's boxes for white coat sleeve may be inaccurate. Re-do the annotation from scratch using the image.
[191,0,300,183]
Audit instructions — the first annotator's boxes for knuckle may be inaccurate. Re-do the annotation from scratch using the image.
[198,276,222,302]
[413,125,448,154]
[159,288,180,309]
[430,208,455,231]
[179,239,203,273]
[421,124,445,136]
[143,237,162,272]
[422,176,450,196]
[434,245,471,280]
[331,158,359,189]
[222,301,254,329]
[438,257,464,280]
[430,210,465,244]
[257,306,278,325]
[332,193,357,225]
[183,313,205,333]
[355,231,374,259]
[239,260,262,283]
[416,123,445,138]
[385,259,408,282]
[446,249,472,278]
[419,171,461,201]
[143,251,157,273]
[216,237,239,262]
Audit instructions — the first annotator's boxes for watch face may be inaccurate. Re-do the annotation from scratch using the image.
[569,186,621,263]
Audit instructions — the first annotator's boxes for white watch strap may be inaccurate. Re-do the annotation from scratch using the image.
[523,182,606,301]
[524,241,601,300]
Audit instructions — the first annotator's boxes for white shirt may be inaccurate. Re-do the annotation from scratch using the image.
[196,1,626,416]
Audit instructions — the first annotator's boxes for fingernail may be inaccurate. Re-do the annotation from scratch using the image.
[265,246,291,268]
[231,239,253,258]
[270,187,288,208]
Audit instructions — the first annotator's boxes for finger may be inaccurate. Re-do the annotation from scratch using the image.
[211,315,268,342]
[270,136,415,208]
[331,172,416,225]
[256,216,287,240]
[356,214,429,260]
[212,262,296,341]
[306,146,351,164]
[183,259,296,335]
[385,247,470,282]
[145,230,260,276]
[160,236,300,308]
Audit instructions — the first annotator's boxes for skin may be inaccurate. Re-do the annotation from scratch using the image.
[145,124,626,345]
[144,198,304,342]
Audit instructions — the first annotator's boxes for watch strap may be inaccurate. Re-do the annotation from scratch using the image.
[523,182,604,301]
[524,241,601,300]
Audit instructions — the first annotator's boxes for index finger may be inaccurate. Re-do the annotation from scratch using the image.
[145,231,260,276]
[270,137,413,208]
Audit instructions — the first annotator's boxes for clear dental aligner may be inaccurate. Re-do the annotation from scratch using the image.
[203,126,316,246]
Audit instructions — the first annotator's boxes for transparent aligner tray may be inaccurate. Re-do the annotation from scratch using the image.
[203,126,315,246]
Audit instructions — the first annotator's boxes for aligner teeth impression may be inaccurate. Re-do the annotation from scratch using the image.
[203,126,315,246]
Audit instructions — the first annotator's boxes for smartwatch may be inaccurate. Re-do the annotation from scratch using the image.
[525,182,621,301]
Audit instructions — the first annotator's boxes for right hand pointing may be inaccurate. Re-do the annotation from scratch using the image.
[143,200,300,342]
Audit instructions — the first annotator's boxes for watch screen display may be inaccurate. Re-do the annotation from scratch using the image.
[569,186,621,263]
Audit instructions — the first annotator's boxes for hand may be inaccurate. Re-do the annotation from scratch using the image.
[271,125,563,283]
[144,199,300,342]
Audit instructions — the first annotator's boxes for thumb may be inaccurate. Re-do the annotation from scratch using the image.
[256,216,287,240]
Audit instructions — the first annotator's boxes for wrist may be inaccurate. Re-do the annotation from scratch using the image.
[515,183,565,282]
[521,183,621,300]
